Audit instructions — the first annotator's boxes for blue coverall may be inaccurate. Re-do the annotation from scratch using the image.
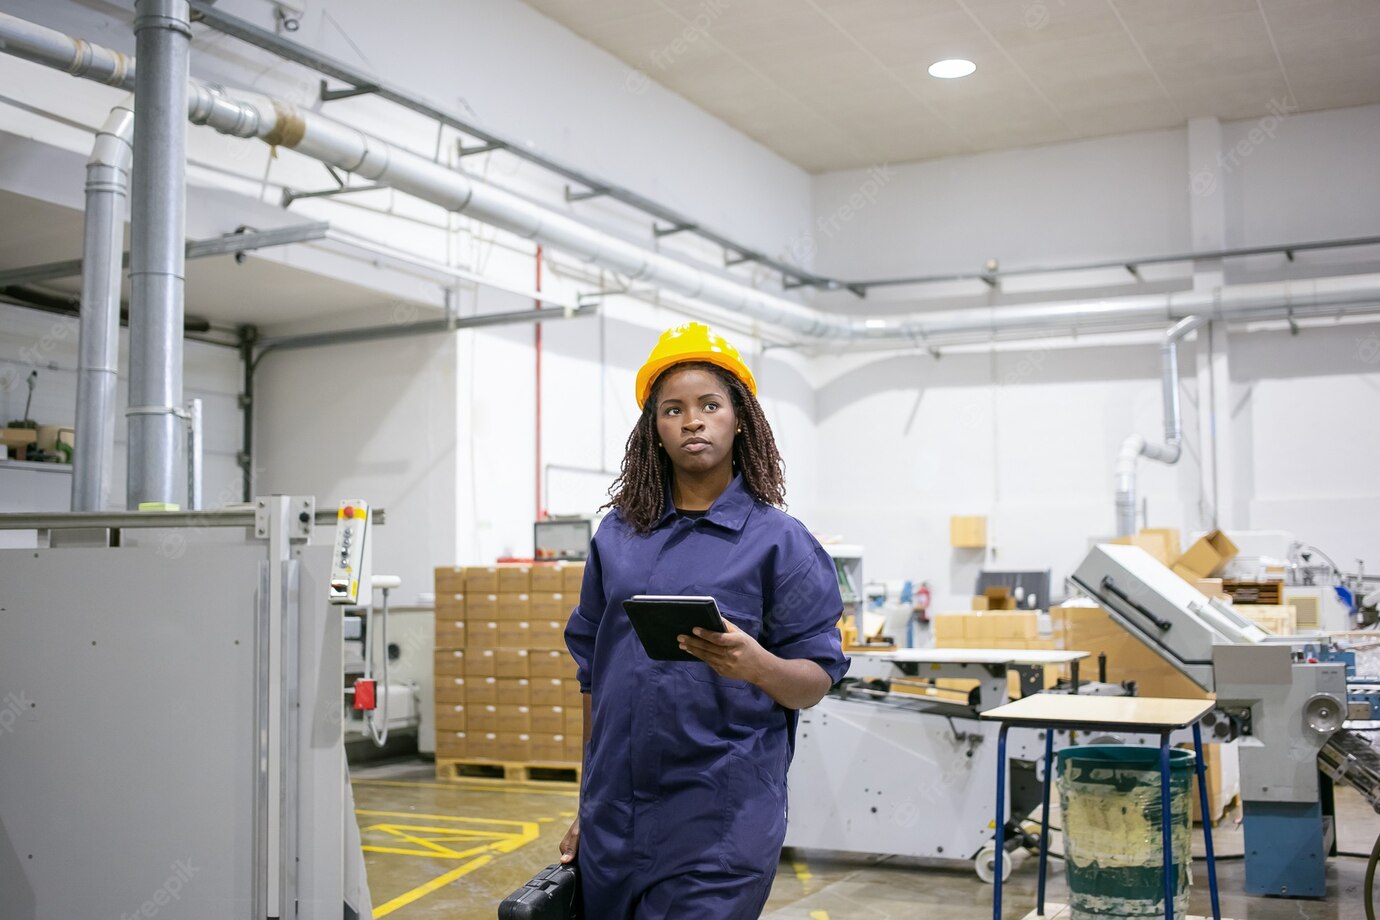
[565,475,850,919]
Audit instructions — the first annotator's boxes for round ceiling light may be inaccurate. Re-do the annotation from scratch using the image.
[928,58,976,79]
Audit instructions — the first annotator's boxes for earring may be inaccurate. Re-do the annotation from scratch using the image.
[736,428,742,434]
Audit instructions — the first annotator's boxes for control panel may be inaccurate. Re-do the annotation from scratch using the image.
[329,499,370,605]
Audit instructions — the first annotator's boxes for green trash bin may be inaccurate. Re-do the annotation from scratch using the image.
[1057,745,1195,920]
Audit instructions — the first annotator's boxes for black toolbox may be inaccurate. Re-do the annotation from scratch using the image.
[498,862,581,920]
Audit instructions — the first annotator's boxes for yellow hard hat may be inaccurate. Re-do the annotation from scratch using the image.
[635,322,757,409]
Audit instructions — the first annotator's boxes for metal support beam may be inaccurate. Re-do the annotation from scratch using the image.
[457,141,502,157]
[0,222,330,286]
[282,185,381,206]
[1126,264,1143,281]
[653,222,696,238]
[564,185,608,203]
[254,303,597,353]
[317,79,377,102]
[979,274,999,289]
[724,252,753,267]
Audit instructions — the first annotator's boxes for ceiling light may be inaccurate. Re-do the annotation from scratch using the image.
[928,59,976,79]
[865,319,888,329]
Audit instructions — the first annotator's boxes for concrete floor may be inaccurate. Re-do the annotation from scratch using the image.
[350,759,1378,919]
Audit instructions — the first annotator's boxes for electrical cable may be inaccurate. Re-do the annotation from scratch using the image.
[365,585,391,747]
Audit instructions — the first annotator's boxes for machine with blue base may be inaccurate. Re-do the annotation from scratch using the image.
[1072,543,1380,899]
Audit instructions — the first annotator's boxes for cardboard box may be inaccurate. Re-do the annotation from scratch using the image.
[530,620,567,651]
[562,681,583,707]
[434,649,467,676]
[464,677,498,705]
[496,593,531,621]
[467,620,499,649]
[564,734,585,763]
[466,594,498,621]
[497,565,532,593]
[495,648,531,679]
[494,678,530,705]
[1239,604,1297,635]
[930,613,968,644]
[531,649,577,679]
[435,617,467,649]
[970,595,990,611]
[530,733,567,763]
[530,705,565,734]
[465,648,497,678]
[470,705,501,733]
[496,734,531,762]
[1053,605,1208,700]
[0,427,38,461]
[434,591,466,612]
[982,586,1016,610]
[435,704,466,732]
[1193,578,1225,599]
[435,730,468,758]
[435,677,467,703]
[530,593,570,620]
[1110,532,1173,567]
[496,704,531,732]
[497,621,531,647]
[1174,530,1239,579]
[561,563,586,593]
[469,732,500,760]
[434,566,466,594]
[464,566,500,593]
[530,678,566,706]
[1140,528,1182,564]
[563,706,583,737]
[950,515,987,548]
[531,564,568,593]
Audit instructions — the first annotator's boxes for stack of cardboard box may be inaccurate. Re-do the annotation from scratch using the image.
[433,562,585,769]
[928,610,1058,697]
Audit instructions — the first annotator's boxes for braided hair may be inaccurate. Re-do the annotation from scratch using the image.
[604,361,785,533]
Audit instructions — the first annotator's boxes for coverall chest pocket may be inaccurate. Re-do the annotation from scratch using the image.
[688,585,763,690]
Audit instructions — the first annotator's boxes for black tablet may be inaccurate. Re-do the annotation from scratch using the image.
[621,595,727,662]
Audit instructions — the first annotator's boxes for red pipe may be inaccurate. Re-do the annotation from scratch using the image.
[535,244,543,523]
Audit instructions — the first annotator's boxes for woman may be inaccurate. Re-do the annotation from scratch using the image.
[561,322,850,918]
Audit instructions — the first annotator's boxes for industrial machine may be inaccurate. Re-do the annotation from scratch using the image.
[1070,543,1380,898]
[0,496,385,919]
[786,647,1118,880]
[788,542,1379,898]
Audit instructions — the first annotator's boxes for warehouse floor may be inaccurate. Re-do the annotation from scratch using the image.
[349,759,1377,919]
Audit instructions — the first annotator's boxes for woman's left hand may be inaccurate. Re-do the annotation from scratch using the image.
[678,619,771,684]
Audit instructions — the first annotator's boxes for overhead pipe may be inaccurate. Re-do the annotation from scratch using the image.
[2,13,1380,349]
[126,0,191,509]
[71,98,134,511]
[1114,316,1207,536]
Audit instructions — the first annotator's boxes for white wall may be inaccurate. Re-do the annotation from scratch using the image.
[0,304,242,512]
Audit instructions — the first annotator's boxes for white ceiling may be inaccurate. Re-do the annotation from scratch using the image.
[521,0,1380,172]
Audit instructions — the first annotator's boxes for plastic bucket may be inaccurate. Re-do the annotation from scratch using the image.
[1057,745,1194,920]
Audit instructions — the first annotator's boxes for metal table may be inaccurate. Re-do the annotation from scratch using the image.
[980,694,1222,920]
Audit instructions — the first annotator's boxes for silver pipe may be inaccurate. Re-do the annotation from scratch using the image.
[126,0,191,509]
[3,13,1380,344]
[71,98,134,511]
[186,396,202,510]
[1113,316,1208,536]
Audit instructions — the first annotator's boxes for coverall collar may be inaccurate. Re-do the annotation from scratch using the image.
[658,472,755,533]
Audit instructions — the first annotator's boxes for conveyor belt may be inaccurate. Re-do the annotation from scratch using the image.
[1321,728,1380,810]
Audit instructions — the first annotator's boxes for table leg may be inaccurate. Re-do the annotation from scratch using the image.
[994,722,1009,920]
[1160,732,1174,920]
[1193,723,1222,920]
[1037,728,1054,916]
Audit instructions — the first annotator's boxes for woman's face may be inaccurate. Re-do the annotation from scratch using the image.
[653,366,738,479]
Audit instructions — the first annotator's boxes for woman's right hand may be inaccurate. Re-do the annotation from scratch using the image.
[559,816,579,864]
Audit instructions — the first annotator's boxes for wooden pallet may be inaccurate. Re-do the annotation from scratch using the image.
[435,758,581,787]
[1222,580,1283,605]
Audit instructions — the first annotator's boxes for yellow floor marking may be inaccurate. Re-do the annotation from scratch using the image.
[357,808,537,828]
[352,777,579,798]
[372,854,494,917]
[360,823,536,860]
[809,912,830,920]
[791,860,813,881]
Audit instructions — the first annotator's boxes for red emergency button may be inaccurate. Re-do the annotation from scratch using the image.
[343,505,355,519]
